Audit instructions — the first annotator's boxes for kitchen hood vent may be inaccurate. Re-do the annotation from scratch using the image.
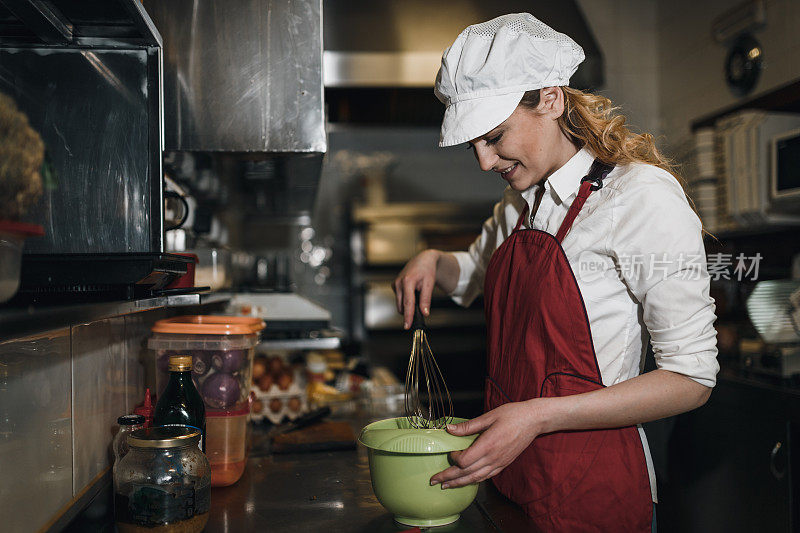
[142,0,326,153]
[323,0,603,90]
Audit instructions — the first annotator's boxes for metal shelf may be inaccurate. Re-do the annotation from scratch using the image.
[0,291,228,342]
[258,337,341,351]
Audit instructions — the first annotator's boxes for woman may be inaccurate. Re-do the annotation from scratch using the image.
[393,13,718,531]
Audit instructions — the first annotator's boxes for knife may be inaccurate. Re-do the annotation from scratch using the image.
[270,406,332,436]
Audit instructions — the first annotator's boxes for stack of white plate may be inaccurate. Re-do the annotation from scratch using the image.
[690,128,719,231]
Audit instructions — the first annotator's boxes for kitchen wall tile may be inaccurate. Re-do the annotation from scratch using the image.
[0,329,73,533]
[124,313,149,412]
[71,317,127,495]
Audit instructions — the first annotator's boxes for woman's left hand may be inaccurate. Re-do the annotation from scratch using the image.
[430,400,546,489]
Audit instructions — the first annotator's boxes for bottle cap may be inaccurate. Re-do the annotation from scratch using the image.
[117,414,145,426]
[168,355,193,372]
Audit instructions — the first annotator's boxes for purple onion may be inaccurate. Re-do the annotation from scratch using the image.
[211,350,247,374]
[191,351,212,377]
[201,372,241,409]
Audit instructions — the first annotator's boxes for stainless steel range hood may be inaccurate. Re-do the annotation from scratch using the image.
[143,0,326,154]
[324,0,603,90]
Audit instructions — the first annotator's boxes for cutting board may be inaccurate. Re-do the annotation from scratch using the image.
[271,421,357,454]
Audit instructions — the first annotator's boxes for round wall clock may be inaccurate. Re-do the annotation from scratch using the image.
[725,32,763,97]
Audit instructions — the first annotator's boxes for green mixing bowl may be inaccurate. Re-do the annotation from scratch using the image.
[358,417,479,527]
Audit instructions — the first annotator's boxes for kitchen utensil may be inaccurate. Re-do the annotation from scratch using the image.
[265,405,331,437]
[358,416,479,527]
[404,300,453,429]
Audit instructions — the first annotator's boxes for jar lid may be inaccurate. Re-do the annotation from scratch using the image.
[151,315,265,335]
[128,426,201,449]
[117,414,146,426]
[168,354,192,372]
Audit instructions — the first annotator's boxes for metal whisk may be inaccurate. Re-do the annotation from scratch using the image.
[404,300,453,429]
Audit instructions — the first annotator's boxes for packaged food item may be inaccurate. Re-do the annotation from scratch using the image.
[153,356,206,452]
[306,352,327,383]
[114,426,210,533]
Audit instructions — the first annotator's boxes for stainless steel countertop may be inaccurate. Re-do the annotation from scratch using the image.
[204,419,538,533]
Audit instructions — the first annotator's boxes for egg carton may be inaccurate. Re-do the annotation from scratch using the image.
[250,386,309,424]
[250,369,309,424]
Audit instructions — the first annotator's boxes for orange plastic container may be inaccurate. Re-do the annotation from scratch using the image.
[206,403,250,486]
[149,316,265,411]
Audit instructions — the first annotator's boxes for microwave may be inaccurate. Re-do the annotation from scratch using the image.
[772,127,800,202]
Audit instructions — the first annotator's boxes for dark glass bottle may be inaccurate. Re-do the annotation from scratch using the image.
[153,355,206,452]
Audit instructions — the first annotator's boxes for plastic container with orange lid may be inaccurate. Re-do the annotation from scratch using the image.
[206,402,250,486]
[148,316,265,412]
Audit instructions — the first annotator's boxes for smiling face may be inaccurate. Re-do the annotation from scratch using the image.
[467,87,579,191]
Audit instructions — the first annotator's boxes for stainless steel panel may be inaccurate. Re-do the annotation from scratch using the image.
[71,318,127,494]
[0,47,163,253]
[0,0,163,46]
[323,0,604,90]
[0,329,73,533]
[144,0,326,153]
[324,50,444,87]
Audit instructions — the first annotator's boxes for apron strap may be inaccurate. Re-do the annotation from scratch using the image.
[513,204,529,233]
[554,159,615,243]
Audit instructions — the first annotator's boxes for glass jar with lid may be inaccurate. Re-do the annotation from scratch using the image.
[114,426,211,533]
[113,414,146,466]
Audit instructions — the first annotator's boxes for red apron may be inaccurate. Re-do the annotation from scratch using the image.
[483,160,652,531]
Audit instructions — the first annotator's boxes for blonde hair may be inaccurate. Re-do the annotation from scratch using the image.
[520,87,686,188]
[519,87,704,231]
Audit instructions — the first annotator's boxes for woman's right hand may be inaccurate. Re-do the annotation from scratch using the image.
[393,249,442,329]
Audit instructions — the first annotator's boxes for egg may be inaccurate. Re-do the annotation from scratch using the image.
[277,372,293,391]
[287,397,301,413]
[252,358,267,380]
[257,373,274,392]
[269,398,283,413]
[251,399,263,414]
[268,356,284,376]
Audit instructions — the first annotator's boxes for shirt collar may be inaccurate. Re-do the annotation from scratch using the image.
[546,147,596,204]
[521,147,596,209]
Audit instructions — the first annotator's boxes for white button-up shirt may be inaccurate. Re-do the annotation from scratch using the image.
[451,147,719,503]
[452,147,719,388]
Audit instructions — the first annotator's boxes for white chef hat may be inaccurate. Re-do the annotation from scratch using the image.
[434,13,585,147]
